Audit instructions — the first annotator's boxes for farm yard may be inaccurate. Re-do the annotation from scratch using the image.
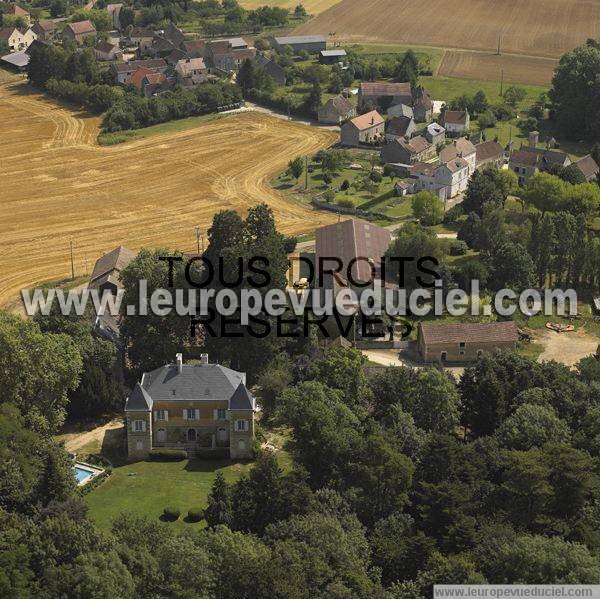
[0,73,336,308]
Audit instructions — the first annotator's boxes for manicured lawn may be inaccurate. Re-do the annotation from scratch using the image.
[85,458,255,531]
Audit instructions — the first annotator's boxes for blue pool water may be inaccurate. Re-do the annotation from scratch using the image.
[74,465,94,484]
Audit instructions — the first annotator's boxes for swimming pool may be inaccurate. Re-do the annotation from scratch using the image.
[73,463,101,485]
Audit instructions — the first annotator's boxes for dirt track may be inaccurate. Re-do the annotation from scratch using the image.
[0,73,337,307]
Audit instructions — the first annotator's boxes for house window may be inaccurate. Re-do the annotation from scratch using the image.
[440,351,447,362]
[187,428,196,442]
[217,409,227,420]
[459,342,466,355]
[235,419,249,432]
[156,409,167,420]
[185,408,197,420]
[133,419,145,432]
[136,440,143,450]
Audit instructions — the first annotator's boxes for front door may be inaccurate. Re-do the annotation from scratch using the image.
[157,429,166,443]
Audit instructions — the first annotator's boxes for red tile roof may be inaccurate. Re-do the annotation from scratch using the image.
[65,20,96,35]
[349,110,384,130]
[126,67,156,89]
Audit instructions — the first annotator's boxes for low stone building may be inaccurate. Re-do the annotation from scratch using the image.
[88,245,135,296]
[387,103,413,119]
[31,20,55,41]
[175,57,208,85]
[125,353,256,460]
[359,81,412,111]
[62,20,96,44]
[475,140,504,170]
[271,34,326,53]
[340,110,384,147]
[573,155,599,182]
[319,48,346,64]
[385,115,416,141]
[417,321,518,363]
[94,40,122,61]
[381,135,435,164]
[318,94,356,124]
[425,122,445,146]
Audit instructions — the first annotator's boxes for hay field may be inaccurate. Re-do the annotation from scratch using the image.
[295,0,600,58]
[437,51,558,87]
[0,73,336,308]
[239,0,340,15]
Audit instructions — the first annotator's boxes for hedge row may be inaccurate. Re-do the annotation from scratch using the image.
[149,449,188,461]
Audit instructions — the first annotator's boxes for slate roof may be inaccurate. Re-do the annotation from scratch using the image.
[229,383,256,410]
[125,383,153,411]
[32,20,55,33]
[397,135,431,155]
[141,362,246,402]
[90,246,135,283]
[419,321,518,345]
[320,49,346,57]
[510,149,541,167]
[386,115,413,137]
[520,146,570,167]
[95,40,117,54]
[212,36,247,48]
[0,50,28,67]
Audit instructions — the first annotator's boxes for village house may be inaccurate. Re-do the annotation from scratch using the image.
[573,155,600,182]
[175,57,208,85]
[126,66,163,94]
[359,81,412,111]
[125,353,256,460]
[417,321,518,363]
[425,122,445,146]
[413,87,433,121]
[129,28,155,52]
[5,3,29,24]
[0,48,28,69]
[387,103,413,119]
[183,39,206,57]
[319,48,346,64]
[440,109,470,135]
[0,26,35,52]
[385,115,416,141]
[509,131,571,184]
[255,53,286,85]
[62,20,96,45]
[381,135,435,165]
[206,38,256,72]
[271,34,326,53]
[315,218,391,288]
[88,245,135,296]
[111,58,168,84]
[410,157,470,201]
[317,94,356,124]
[94,40,122,61]
[475,140,504,170]
[340,110,384,147]
[439,137,477,175]
[31,20,55,41]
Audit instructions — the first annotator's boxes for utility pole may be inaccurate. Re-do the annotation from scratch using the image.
[70,241,75,281]
[194,225,202,255]
[304,155,309,190]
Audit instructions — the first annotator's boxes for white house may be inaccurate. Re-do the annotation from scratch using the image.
[441,109,470,135]
[439,137,476,175]
[0,26,36,52]
[175,57,208,85]
[411,156,470,201]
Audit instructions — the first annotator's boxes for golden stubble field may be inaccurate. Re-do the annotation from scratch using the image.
[0,72,336,308]
[296,0,600,58]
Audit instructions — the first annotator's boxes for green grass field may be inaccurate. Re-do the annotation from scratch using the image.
[86,458,254,531]
[97,113,226,145]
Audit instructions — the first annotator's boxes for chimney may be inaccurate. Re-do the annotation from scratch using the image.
[200,353,209,365]
[529,130,539,149]
[176,352,183,373]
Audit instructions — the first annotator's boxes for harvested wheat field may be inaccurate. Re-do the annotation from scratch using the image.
[0,73,336,308]
[296,0,600,58]
[239,0,340,14]
[438,51,558,87]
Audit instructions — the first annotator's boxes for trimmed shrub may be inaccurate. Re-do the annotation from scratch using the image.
[337,198,354,209]
[449,240,469,256]
[149,449,187,462]
[163,507,181,521]
[187,508,203,523]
